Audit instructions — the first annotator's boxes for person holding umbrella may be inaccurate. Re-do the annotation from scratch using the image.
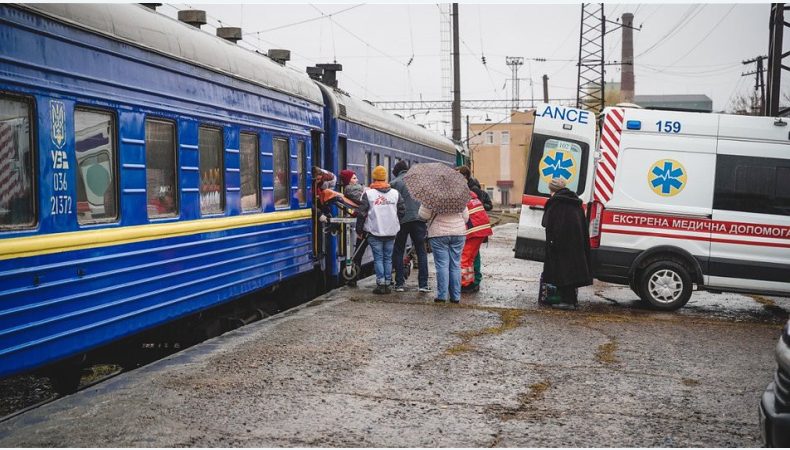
[405,163,470,304]
[356,165,405,294]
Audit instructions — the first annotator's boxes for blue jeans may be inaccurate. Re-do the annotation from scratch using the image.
[392,221,429,288]
[430,235,465,301]
[368,235,395,286]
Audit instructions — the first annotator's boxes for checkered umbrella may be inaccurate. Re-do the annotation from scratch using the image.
[403,163,469,214]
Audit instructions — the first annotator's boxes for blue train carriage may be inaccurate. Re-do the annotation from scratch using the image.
[0,4,325,382]
[313,80,457,282]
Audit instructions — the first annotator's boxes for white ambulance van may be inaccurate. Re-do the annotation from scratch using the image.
[516,104,790,310]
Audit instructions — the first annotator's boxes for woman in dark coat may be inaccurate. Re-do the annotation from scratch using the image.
[541,178,592,305]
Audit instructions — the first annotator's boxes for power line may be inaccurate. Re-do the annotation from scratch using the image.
[243,4,364,35]
[663,4,737,68]
[636,4,706,58]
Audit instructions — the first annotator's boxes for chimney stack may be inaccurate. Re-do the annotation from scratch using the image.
[268,49,291,66]
[217,27,242,43]
[620,12,635,103]
[178,10,207,28]
[316,63,342,88]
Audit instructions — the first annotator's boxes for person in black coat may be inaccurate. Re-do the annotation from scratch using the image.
[541,178,592,305]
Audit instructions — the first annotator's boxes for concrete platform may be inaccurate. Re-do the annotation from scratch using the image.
[0,224,787,446]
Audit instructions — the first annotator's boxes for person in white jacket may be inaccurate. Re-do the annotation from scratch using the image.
[355,165,405,294]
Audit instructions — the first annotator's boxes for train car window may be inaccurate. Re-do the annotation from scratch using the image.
[365,152,372,185]
[198,126,225,215]
[338,136,347,170]
[145,119,178,219]
[297,140,307,206]
[75,108,118,224]
[384,156,391,177]
[0,95,35,229]
[273,137,290,209]
[375,153,381,167]
[239,132,260,212]
[311,131,322,168]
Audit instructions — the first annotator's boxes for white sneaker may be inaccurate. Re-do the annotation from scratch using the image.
[418,286,432,293]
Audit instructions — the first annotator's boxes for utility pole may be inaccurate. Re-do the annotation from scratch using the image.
[742,56,767,115]
[466,114,471,170]
[505,56,524,110]
[451,3,462,143]
[767,3,790,116]
[542,74,549,103]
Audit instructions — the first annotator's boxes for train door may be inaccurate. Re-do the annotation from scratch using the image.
[311,130,323,258]
[514,103,596,261]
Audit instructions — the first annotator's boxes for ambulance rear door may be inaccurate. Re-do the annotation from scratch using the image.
[514,103,597,261]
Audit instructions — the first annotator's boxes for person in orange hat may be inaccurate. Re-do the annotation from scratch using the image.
[356,165,404,294]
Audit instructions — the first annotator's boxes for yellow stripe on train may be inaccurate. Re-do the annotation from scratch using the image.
[0,209,312,261]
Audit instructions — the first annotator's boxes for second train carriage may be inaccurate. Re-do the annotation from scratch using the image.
[0,3,457,382]
[314,82,458,279]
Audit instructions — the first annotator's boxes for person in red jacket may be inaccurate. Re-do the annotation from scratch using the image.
[461,190,493,292]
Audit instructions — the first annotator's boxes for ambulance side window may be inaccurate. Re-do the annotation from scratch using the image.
[713,154,790,216]
[524,133,589,197]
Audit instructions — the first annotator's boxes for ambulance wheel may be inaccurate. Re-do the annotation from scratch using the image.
[638,260,692,311]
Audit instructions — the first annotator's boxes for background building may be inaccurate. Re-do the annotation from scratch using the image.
[468,111,534,207]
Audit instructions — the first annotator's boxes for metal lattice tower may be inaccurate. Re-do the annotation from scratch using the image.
[439,4,452,130]
[767,3,790,116]
[576,3,605,113]
[505,57,524,110]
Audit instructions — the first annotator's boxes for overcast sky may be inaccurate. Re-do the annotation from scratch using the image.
[161,2,776,135]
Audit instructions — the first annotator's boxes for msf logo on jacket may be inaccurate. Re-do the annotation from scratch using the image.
[361,188,402,237]
[373,193,397,206]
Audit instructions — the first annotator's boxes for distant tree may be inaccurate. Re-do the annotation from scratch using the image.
[604,88,621,107]
[728,92,762,116]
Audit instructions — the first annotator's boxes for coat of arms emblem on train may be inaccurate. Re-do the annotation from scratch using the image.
[648,159,687,197]
[50,100,66,149]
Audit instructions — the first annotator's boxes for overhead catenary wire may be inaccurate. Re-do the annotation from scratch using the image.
[662,4,738,69]
[636,4,706,58]
[243,4,364,35]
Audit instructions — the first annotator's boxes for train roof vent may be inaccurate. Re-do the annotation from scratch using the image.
[178,10,207,28]
[268,49,291,66]
[306,66,323,81]
[140,3,161,11]
[216,27,242,43]
[338,103,347,117]
[394,113,404,119]
[316,63,342,88]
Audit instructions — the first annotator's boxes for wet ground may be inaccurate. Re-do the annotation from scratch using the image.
[0,223,786,447]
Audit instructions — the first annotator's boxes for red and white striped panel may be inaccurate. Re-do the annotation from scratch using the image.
[593,108,625,204]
